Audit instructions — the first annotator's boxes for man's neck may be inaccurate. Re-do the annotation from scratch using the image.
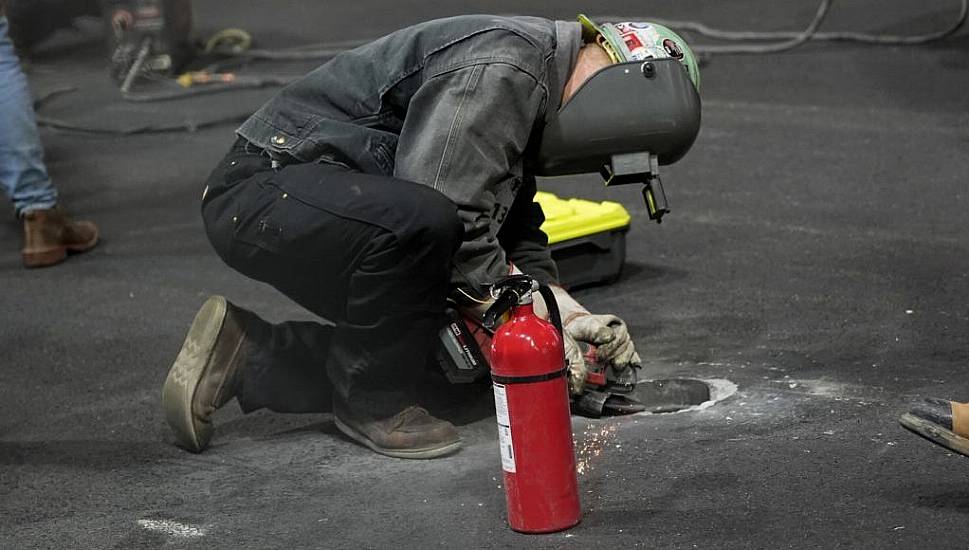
[561,43,613,105]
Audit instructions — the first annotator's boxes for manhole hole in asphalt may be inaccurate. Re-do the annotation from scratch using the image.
[634,378,737,415]
[572,378,737,418]
[628,378,711,413]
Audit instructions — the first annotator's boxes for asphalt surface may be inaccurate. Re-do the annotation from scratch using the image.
[2,1,968,548]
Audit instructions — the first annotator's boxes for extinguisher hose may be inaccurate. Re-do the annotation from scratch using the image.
[537,284,564,336]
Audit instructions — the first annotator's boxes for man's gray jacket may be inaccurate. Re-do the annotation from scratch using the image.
[237,15,582,297]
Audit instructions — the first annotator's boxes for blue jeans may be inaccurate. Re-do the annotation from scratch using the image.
[0,16,57,215]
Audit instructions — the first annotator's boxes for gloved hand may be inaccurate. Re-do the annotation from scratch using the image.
[562,330,589,396]
[564,314,641,370]
[535,284,642,395]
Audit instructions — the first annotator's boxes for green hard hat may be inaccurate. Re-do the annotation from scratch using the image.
[578,14,700,91]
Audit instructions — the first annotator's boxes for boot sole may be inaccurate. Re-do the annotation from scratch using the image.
[333,416,462,460]
[162,296,228,453]
[900,412,969,457]
[22,229,99,268]
[22,247,67,268]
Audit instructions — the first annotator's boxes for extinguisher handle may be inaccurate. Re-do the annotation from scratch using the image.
[481,277,564,335]
[482,275,536,329]
[482,289,519,330]
[537,284,563,336]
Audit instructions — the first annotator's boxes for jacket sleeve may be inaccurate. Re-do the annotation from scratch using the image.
[497,175,559,285]
[394,62,547,297]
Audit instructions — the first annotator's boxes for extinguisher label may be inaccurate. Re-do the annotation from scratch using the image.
[493,383,516,472]
[498,425,516,472]
[493,383,510,425]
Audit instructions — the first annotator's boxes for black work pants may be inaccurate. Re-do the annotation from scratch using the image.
[201,139,462,417]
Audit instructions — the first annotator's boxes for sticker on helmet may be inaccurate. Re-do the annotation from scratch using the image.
[663,38,684,60]
[622,32,645,52]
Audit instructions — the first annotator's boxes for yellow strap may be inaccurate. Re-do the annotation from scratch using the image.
[596,34,622,63]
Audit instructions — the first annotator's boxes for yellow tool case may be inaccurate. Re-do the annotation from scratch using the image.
[534,191,631,288]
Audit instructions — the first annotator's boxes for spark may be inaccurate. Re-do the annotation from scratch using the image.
[574,423,620,476]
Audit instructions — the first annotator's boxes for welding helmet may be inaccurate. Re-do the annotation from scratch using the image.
[578,14,700,91]
[532,16,703,223]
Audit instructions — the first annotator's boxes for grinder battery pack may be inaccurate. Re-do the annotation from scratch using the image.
[436,308,492,385]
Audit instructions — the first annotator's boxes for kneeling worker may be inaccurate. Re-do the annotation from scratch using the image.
[162,14,700,458]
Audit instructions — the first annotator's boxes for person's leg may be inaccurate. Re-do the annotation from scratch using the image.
[205,154,463,412]
[209,151,464,458]
[164,141,339,452]
[237,317,336,414]
[0,16,57,213]
[167,139,463,456]
[162,293,336,452]
[0,16,98,267]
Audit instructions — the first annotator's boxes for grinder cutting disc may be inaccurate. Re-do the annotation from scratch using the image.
[572,389,647,418]
[572,378,712,418]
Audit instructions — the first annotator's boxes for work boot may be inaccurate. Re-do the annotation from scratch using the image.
[899,398,969,457]
[21,207,99,268]
[333,401,462,459]
[162,295,246,453]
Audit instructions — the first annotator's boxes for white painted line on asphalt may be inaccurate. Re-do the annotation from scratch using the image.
[137,519,208,539]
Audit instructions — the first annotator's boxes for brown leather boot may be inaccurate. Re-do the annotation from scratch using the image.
[333,401,462,459]
[162,295,246,453]
[21,207,99,268]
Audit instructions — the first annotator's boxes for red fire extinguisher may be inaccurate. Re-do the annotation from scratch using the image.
[483,275,581,533]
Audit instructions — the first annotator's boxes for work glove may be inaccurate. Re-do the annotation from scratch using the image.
[562,329,589,396]
[535,284,642,395]
[564,314,640,370]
